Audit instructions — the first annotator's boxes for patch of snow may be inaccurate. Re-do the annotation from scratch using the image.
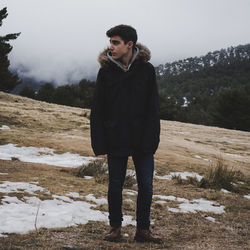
[0,181,45,194]
[181,97,190,107]
[85,194,108,205]
[204,215,216,223]
[124,189,137,196]
[195,155,211,162]
[2,196,23,204]
[155,200,167,205]
[154,174,172,180]
[30,181,39,184]
[126,169,136,177]
[244,194,250,199]
[124,199,133,203]
[66,192,82,199]
[221,189,231,194]
[52,195,72,202]
[153,195,225,214]
[155,172,203,182]
[153,194,179,201]
[171,172,203,182]
[0,173,8,175]
[0,125,10,130]
[175,198,225,214]
[0,143,97,168]
[167,207,180,213]
[0,182,135,237]
[225,153,242,158]
[84,176,93,180]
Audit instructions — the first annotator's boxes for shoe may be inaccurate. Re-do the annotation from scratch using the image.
[134,229,163,243]
[104,227,121,241]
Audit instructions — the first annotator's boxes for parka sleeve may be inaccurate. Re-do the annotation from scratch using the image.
[143,64,161,152]
[90,68,107,156]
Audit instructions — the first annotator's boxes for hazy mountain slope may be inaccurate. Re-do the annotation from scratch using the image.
[156,43,250,77]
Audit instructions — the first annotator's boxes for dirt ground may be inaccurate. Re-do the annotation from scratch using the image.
[0,91,249,249]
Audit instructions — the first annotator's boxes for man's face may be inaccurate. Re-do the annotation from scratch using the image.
[109,36,133,61]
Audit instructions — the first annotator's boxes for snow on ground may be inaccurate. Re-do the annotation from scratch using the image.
[153,194,225,215]
[0,181,45,194]
[194,155,211,162]
[225,153,242,158]
[124,189,137,196]
[0,125,10,130]
[0,173,8,175]
[0,180,227,237]
[66,192,83,199]
[85,194,108,205]
[221,189,231,194]
[84,176,93,180]
[0,181,135,237]
[126,169,136,177]
[124,198,133,203]
[155,171,203,182]
[203,215,216,223]
[244,194,250,199]
[0,143,97,168]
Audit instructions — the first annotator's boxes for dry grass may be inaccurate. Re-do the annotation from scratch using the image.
[199,158,250,194]
[0,91,250,249]
[172,158,250,194]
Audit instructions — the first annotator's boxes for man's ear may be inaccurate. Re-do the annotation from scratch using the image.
[127,41,134,49]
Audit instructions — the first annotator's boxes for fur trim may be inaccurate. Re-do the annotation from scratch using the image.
[98,43,151,67]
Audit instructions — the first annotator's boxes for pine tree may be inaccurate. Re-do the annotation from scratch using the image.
[36,83,55,103]
[0,7,21,92]
[19,85,36,99]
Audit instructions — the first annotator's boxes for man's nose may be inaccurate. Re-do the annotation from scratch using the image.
[109,44,114,50]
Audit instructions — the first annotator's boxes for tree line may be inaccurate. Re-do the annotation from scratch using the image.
[158,59,250,131]
[19,80,95,109]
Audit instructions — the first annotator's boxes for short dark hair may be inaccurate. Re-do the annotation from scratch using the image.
[106,24,137,45]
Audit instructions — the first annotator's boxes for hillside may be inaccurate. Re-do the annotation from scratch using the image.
[155,43,250,76]
[157,57,250,130]
[0,91,249,249]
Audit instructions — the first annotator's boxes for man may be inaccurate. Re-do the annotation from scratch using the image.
[90,24,161,243]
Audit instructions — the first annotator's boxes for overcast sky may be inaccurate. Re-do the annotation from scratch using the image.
[1,0,250,84]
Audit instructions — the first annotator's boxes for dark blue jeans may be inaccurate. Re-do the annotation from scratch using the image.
[107,153,154,230]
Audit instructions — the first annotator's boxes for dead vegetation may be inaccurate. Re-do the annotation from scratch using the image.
[172,158,250,194]
[0,91,250,249]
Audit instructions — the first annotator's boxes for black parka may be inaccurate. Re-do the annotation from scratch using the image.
[90,43,160,156]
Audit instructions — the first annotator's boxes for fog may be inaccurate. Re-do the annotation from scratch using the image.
[1,0,250,84]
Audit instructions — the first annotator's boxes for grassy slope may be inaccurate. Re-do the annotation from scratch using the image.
[0,91,249,249]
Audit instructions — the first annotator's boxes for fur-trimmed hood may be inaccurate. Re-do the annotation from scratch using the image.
[98,43,151,68]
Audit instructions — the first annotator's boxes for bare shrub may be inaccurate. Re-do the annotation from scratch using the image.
[199,158,249,193]
[172,175,200,186]
[171,158,249,194]
[74,160,108,184]
[77,161,103,177]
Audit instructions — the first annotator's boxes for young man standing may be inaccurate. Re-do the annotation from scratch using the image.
[90,24,161,243]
